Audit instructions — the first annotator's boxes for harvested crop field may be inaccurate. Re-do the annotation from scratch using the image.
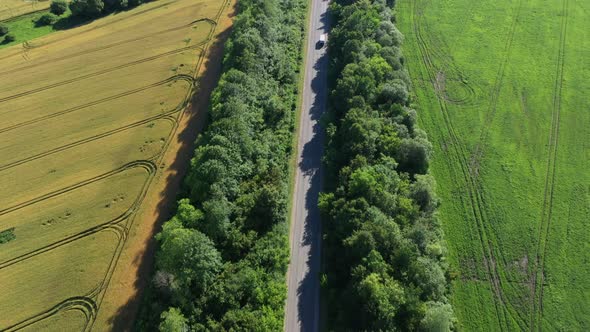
[398,0,589,330]
[0,0,233,330]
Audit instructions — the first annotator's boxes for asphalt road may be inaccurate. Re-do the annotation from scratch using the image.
[284,0,330,331]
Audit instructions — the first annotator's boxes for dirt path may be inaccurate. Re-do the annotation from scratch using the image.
[91,3,236,330]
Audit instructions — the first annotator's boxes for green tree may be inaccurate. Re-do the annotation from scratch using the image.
[0,24,9,36]
[156,219,222,294]
[410,174,439,213]
[420,302,455,332]
[69,0,104,17]
[174,198,204,228]
[159,307,188,332]
[355,272,405,330]
[50,0,69,15]
[3,33,16,43]
[36,13,58,26]
[395,138,431,175]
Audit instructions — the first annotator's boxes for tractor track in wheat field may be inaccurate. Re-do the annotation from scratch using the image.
[0,46,204,104]
[0,0,232,329]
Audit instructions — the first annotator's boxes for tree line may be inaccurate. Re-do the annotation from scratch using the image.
[136,0,307,330]
[319,0,455,330]
[0,0,152,44]
[69,0,151,17]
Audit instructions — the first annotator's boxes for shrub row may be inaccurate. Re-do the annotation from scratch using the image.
[69,0,150,18]
[319,0,454,330]
[137,0,307,330]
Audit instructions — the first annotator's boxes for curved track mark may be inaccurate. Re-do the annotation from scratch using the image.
[3,297,97,332]
[410,0,528,329]
[0,109,179,172]
[0,160,157,217]
[0,162,156,269]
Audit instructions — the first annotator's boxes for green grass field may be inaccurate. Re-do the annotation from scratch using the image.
[397,0,589,330]
[0,0,231,330]
[0,0,52,21]
[0,0,75,50]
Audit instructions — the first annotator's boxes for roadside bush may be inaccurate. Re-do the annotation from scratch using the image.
[69,0,105,17]
[3,33,16,43]
[36,13,59,26]
[50,0,69,15]
[104,0,129,9]
[0,24,8,36]
[0,228,16,244]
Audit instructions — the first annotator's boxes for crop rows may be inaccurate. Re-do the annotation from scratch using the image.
[0,0,231,329]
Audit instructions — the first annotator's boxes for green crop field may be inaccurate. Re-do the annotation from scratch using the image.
[0,0,231,330]
[397,0,589,330]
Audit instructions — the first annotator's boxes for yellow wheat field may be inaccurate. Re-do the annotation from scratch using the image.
[0,0,231,330]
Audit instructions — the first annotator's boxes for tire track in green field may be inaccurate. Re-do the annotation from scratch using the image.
[410,0,529,329]
[415,0,481,107]
[410,0,506,327]
[468,0,524,177]
[530,1,569,330]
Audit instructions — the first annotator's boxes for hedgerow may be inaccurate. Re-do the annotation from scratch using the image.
[320,0,455,330]
[137,0,307,330]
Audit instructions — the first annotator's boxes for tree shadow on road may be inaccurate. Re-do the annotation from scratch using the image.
[295,8,330,332]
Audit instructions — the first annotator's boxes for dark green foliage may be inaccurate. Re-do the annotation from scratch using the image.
[69,0,105,17]
[136,0,307,330]
[0,228,16,244]
[69,0,143,18]
[3,33,16,43]
[104,0,130,10]
[322,0,454,330]
[50,0,69,15]
[127,0,144,7]
[0,24,9,36]
[36,13,59,26]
